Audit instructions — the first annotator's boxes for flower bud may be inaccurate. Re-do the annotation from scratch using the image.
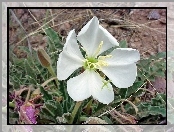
[37,48,51,67]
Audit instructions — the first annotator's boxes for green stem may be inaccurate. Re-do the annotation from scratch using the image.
[47,65,59,89]
[69,101,82,124]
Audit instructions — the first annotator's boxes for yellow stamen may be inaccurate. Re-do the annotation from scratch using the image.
[83,41,113,71]
[94,41,103,57]
[96,54,112,70]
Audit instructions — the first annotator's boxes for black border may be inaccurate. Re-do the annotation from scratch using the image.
[7,6,167,125]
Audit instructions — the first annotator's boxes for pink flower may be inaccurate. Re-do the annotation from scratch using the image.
[20,104,37,124]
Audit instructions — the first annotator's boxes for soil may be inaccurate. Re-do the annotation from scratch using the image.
[9,8,166,92]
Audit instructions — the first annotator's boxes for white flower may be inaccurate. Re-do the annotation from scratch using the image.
[57,16,140,104]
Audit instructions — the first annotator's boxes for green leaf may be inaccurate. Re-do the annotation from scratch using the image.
[99,46,117,56]
[18,46,31,54]
[39,110,56,123]
[12,57,25,67]
[44,102,57,117]
[110,95,122,109]
[148,106,166,117]
[155,93,166,103]
[126,81,144,98]
[39,85,52,101]
[54,101,63,117]
[62,99,69,113]
[118,88,127,99]
[119,40,128,48]
[148,75,155,82]
[155,70,165,78]
[41,107,54,117]
[93,103,107,116]
[149,52,166,60]
[59,81,68,101]
[45,100,63,117]
[39,100,63,124]
[24,59,37,82]
[44,26,63,51]
[137,103,166,118]
[101,116,113,124]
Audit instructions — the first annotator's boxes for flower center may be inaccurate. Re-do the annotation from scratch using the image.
[83,57,98,70]
[83,41,112,71]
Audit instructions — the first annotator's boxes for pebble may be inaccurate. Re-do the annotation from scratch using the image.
[64,23,70,29]
[130,38,134,42]
[147,10,161,20]
[144,32,149,37]
[134,37,139,42]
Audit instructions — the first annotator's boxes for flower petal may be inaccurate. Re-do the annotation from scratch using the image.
[77,16,119,57]
[57,30,84,80]
[98,25,119,55]
[67,70,114,104]
[67,70,91,101]
[106,48,140,65]
[63,29,84,59]
[90,73,114,104]
[77,17,99,57]
[101,63,137,88]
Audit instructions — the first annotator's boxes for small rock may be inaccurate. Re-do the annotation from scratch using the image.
[144,32,149,37]
[64,23,70,29]
[130,42,141,48]
[130,38,134,42]
[147,10,161,20]
[134,37,139,42]
[130,43,135,47]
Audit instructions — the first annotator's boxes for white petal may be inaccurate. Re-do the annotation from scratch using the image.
[77,16,119,57]
[98,25,119,55]
[67,70,114,104]
[106,48,140,65]
[67,70,91,101]
[77,17,99,57]
[90,73,114,104]
[63,29,84,59]
[57,30,84,80]
[101,63,137,88]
